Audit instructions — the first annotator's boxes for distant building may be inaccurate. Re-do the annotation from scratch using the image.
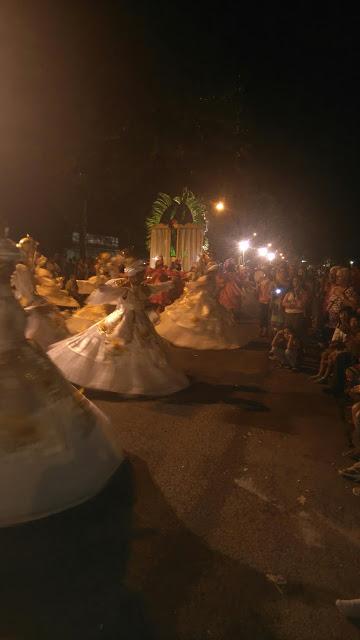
[65,232,120,258]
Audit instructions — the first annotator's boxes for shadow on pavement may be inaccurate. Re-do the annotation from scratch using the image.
[85,389,155,403]
[130,460,358,638]
[234,384,266,394]
[0,456,280,640]
[159,382,269,413]
[87,383,270,414]
[121,455,279,639]
[239,340,270,352]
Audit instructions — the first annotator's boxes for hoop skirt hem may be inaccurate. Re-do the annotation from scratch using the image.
[48,307,189,396]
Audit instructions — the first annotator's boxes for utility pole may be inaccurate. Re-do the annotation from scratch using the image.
[78,169,88,260]
[79,195,88,260]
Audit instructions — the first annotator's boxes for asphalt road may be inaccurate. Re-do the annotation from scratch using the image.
[1,317,360,639]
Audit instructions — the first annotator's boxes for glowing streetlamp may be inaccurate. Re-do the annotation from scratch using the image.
[253,232,257,237]
[215,200,225,212]
[350,260,354,266]
[267,242,272,248]
[239,239,250,265]
[257,247,268,258]
[267,251,275,262]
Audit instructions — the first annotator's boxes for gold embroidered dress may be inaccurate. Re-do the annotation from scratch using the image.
[48,284,189,396]
[156,272,240,350]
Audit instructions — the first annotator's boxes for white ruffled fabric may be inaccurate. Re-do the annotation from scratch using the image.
[11,263,70,350]
[336,598,360,618]
[76,275,108,295]
[48,288,188,396]
[25,304,69,350]
[156,276,240,350]
[66,304,114,335]
[86,279,126,306]
[11,263,36,307]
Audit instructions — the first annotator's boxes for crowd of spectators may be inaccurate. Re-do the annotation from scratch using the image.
[254,262,360,480]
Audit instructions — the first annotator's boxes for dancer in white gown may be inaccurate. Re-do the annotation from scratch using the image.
[67,268,160,335]
[76,251,122,295]
[48,261,189,396]
[14,234,79,308]
[35,253,79,308]
[11,248,69,350]
[68,249,128,335]
[66,274,127,335]
[156,263,240,350]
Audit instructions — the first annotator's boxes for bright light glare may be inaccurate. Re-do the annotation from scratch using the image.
[253,232,257,237]
[239,239,250,252]
[257,247,268,257]
[267,243,272,247]
[267,251,276,262]
[350,260,354,266]
[215,201,225,211]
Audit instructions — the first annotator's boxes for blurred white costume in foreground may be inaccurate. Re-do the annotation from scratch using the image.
[0,234,123,526]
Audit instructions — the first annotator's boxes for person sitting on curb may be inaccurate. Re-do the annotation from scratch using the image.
[324,314,360,396]
[269,327,301,371]
[310,307,351,383]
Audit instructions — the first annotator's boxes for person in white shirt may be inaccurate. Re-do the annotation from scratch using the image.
[282,276,308,337]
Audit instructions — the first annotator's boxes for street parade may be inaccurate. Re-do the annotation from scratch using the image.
[2,4,360,639]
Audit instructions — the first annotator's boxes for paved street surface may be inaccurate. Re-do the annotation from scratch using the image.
[1,319,360,639]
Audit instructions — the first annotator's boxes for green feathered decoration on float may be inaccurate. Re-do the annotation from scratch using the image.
[146,188,207,249]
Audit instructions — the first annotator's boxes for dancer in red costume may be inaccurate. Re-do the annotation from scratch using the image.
[217,259,243,320]
[148,256,172,311]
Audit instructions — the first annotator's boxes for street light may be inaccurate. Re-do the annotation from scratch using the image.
[239,239,250,252]
[239,239,250,265]
[253,232,257,237]
[267,242,272,248]
[267,251,275,262]
[257,247,268,258]
[215,200,225,212]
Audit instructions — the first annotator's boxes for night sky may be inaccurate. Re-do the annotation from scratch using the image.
[1,2,359,260]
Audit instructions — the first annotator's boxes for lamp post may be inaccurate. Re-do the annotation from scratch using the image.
[215,200,225,212]
[257,246,268,258]
[239,239,250,266]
